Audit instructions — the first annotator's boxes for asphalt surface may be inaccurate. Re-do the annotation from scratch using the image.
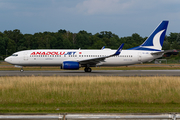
[0,70,180,76]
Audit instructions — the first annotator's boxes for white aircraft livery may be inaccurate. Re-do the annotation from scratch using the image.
[5,21,169,72]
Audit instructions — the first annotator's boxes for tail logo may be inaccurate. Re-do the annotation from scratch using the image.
[128,21,168,51]
[142,29,165,50]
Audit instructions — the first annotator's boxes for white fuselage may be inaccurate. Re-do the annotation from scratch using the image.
[5,49,163,67]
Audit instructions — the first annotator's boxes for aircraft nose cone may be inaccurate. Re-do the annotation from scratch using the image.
[4,57,11,63]
[4,57,8,62]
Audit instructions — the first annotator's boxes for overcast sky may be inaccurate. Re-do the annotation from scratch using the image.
[0,0,180,37]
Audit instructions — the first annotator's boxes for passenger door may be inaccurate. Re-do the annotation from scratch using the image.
[23,52,28,61]
[138,52,142,62]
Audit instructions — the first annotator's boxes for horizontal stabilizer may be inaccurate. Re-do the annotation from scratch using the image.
[151,50,178,55]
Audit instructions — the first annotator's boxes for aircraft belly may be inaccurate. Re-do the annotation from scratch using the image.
[26,58,63,66]
[102,57,137,66]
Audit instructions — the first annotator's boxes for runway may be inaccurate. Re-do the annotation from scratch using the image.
[0,70,180,76]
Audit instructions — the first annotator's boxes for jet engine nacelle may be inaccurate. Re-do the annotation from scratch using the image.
[61,61,80,70]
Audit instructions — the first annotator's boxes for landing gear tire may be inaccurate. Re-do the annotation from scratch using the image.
[84,67,92,72]
[20,68,24,72]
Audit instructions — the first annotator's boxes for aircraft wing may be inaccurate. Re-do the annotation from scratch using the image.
[79,43,124,65]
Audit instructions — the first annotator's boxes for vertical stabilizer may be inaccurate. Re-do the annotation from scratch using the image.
[128,21,169,51]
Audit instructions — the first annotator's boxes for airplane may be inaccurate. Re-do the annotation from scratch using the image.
[5,21,169,72]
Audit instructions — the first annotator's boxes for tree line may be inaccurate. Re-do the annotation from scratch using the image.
[0,29,180,59]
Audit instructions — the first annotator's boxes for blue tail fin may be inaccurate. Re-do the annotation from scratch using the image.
[128,21,169,51]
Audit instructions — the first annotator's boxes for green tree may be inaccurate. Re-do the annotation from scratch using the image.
[58,29,67,34]
[89,34,101,49]
[50,36,58,49]
[24,34,33,49]
[54,32,64,49]
[92,40,106,49]
[63,38,72,49]
[0,37,5,55]
[171,41,180,50]
[162,40,170,50]
[167,33,178,44]
[0,32,3,37]
[4,29,23,44]
[75,31,91,49]
[7,39,16,55]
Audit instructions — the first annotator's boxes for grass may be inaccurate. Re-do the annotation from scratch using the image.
[1,76,180,113]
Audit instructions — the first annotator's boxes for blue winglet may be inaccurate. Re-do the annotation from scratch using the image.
[114,43,124,55]
[101,46,105,50]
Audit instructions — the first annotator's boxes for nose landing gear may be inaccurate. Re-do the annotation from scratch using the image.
[14,65,24,72]
[84,67,92,72]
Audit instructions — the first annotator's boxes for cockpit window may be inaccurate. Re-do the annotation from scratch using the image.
[11,54,18,56]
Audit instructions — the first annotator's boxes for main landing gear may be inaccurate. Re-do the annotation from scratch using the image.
[84,67,92,72]
[20,68,24,72]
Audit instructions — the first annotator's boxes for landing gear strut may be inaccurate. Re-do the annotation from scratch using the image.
[84,67,92,72]
[20,68,24,72]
